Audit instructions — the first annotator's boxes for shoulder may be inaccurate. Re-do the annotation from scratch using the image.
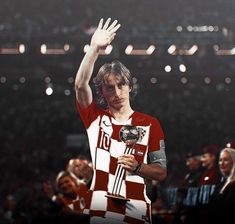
[132,111,161,125]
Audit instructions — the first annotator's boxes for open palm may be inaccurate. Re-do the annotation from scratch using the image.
[91,18,121,48]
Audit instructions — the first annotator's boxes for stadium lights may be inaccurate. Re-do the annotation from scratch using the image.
[168,44,198,55]
[45,84,53,95]
[40,44,70,55]
[165,65,172,72]
[179,64,186,72]
[213,45,235,55]
[125,44,156,55]
[83,44,113,55]
[0,44,25,54]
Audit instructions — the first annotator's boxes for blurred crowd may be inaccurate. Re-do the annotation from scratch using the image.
[1,78,235,223]
[0,141,234,224]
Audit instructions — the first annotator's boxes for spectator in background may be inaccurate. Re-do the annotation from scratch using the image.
[208,145,235,224]
[198,145,221,186]
[182,151,203,188]
[66,155,93,188]
[0,194,28,224]
[42,171,89,224]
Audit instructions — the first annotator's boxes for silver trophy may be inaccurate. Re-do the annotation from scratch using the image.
[106,125,140,201]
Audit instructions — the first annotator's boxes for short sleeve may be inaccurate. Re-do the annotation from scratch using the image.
[76,100,100,129]
[148,118,165,152]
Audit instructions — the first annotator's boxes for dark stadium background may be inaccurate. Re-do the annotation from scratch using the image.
[0,0,234,221]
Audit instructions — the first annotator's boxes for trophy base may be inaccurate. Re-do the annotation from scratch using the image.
[105,193,130,201]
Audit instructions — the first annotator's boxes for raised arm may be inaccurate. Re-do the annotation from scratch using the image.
[75,18,121,108]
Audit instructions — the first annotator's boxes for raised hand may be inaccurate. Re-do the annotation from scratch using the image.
[90,18,121,48]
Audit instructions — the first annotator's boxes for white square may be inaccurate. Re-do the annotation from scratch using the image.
[125,199,147,220]
[105,211,125,222]
[90,190,107,211]
[125,173,144,183]
[110,140,126,158]
[96,148,110,172]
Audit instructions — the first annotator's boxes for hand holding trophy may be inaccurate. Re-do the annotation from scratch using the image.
[106,125,140,201]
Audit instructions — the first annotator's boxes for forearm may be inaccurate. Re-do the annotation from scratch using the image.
[75,44,99,88]
[136,163,167,181]
[75,44,99,106]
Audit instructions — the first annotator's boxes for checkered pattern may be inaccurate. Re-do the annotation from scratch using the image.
[76,101,165,223]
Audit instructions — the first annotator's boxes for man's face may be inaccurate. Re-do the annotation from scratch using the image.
[200,153,216,168]
[219,150,233,177]
[58,176,77,195]
[101,73,130,110]
[186,157,201,171]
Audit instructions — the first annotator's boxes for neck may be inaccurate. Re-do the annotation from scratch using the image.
[108,104,133,122]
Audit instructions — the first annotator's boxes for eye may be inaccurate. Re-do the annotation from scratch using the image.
[118,84,123,89]
[107,86,113,91]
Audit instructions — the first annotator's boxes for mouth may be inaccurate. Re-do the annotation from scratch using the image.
[113,99,124,104]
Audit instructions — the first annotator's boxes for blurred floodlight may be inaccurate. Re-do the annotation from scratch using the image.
[64,44,70,51]
[0,76,6,83]
[230,47,235,55]
[41,44,47,54]
[125,45,133,55]
[64,89,71,96]
[176,26,183,32]
[46,86,53,95]
[213,45,235,55]
[125,44,155,55]
[168,45,176,55]
[179,64,186,72]
[19,77,26,83]
[19,44,25,53]
[165,65,171,72]
[188,45,198,55]
[180,77,188,84]
[84,44,113,55]
[67,77,74,84]
[150,77,157,84]
[41,44,69,54]
[146,45,156,55]
[204,77,211,84]
[225,77,231,84]
[0,43,25,54]
[104,45,113,54]
[132,77,138,84]
[44,76,51,83]
[83,44,90,53]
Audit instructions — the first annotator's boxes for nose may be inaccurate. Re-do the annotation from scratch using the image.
[114,86,121,97]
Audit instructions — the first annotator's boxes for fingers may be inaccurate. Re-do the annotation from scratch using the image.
[97,18,104,29]
[107,20,118,31]
[101,18,121,33]
[108,33,116,44]
[109,23,121,33]
[118,154,135,165]
[103,17,111,29]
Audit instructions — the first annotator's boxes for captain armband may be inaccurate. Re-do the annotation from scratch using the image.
[148,141,167,167]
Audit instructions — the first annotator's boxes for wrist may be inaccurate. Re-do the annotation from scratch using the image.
[133,161,142,175]
[89,43,100,51]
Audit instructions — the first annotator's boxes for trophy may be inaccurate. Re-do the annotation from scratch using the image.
[105,125,140,201]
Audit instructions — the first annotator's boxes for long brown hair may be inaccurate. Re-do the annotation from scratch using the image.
[93,60,137,108]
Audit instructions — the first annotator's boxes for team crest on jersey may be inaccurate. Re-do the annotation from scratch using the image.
[137,127,146,142]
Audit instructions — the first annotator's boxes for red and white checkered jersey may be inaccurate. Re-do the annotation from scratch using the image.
[76,101,165,223]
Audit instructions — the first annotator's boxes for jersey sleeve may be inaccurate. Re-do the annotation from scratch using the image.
[76,99,100,129]
[148,118,167,167]
[148,118,165,151]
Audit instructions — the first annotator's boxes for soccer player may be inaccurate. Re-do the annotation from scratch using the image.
[74,18,167,224]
